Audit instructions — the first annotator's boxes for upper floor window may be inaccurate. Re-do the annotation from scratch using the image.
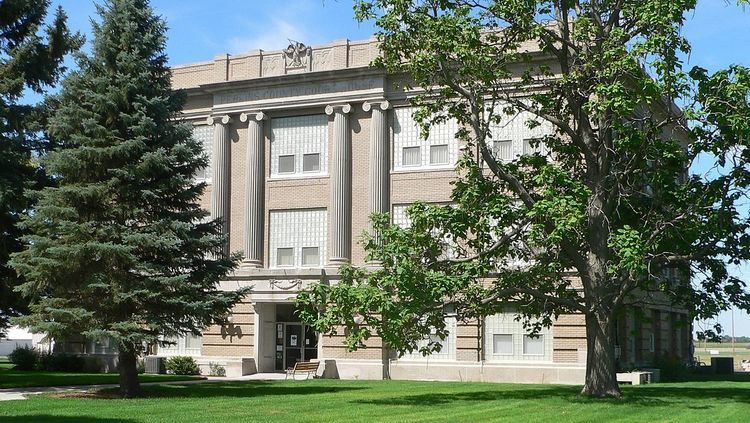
[269,208,327,268]
[270,115,328,178]
[192,124,214,183]
[393,107,458,171]
[487,104,553,162]
[392,203,456,259]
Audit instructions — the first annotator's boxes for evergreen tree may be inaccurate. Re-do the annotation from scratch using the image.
[10,0,247,398]
[0,0,80,336]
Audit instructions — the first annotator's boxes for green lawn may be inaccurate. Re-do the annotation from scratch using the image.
[1,378,749,423]
[0,361,202,389]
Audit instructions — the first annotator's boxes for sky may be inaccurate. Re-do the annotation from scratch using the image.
[47,0,750,336]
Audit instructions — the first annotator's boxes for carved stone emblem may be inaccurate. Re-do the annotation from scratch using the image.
[283,39,311,71]
[269,278,303,290]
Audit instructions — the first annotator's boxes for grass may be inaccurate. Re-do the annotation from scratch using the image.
[1,378,749,423]
[0,360,202,389]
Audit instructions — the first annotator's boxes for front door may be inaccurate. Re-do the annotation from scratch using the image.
[275,323,318,371]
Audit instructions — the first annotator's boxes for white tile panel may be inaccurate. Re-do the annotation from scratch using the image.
[269,208,327,268]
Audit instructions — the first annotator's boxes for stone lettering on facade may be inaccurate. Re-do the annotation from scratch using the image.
[214,76,384,106]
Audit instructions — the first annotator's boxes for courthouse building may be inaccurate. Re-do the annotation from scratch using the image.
[156,38,692,382]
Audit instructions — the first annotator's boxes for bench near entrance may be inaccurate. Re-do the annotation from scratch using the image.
[286,361,320,380]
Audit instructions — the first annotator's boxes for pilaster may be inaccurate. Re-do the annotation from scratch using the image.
[240,111,267,268]
[207,115,231,256]
[325,103,353,266]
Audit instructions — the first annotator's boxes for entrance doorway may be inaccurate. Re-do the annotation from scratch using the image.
[273,304,318,371]
[275,323,318,371]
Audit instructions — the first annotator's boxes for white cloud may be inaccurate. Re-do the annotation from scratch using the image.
[228,18,309,53]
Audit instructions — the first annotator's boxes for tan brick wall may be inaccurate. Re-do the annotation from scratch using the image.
[553,313,587,364]
[202,300,255,357]
[228,120,246,255]
[391,170,456,205]
[456,319,481,362]
[321,330,384,360]
[553,350,579,363]
[351,108,372,265]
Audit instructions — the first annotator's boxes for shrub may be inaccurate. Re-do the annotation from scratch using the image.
[655,355,690,381]
[208,362,226,377]
[37,353,85,372]
[165,356,200,375]
[8,346,39,371]
[82,356,105,373]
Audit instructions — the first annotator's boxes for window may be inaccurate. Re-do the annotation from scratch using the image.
[393,107,458,170]
[401,317,456,361]
[523,335,545,355]
[402,146,421,166]
[185,333,202,350]
[522,138,547,156]
[192,124,214,183]
[269,209,327,268]
[271,115,327,177]
[392,204,412,228]
[393,203,456,259]
[492,140,514,162]
[159,334,202,357]
[486,102,554,164]
[484,311,552,361]
[493,334,514,355]
[276,248,294,267]
[278,155,295,174]
[649,333,655,353]
[89,337,116,354]
[301,247,320,267]
[430,144,449,165]
[302,153,320,172]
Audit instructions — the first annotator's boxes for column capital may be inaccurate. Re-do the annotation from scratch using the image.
[207,115,231,125]
[362,100,390,112]
[240,111,267,123]
[325,103,352,115]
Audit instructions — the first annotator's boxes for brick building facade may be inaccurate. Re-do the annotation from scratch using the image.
[155,38,692,382]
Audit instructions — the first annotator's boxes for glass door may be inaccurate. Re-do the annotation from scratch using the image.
[304,324,318,361]
[285,324,303,370]
[275,323,319,371]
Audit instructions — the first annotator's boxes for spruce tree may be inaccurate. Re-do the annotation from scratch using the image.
[0,0,80,335]
[10,0,247,398]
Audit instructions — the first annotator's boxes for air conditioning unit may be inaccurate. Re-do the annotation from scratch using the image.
[144,356,165,374]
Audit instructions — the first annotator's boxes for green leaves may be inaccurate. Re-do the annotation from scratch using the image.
[0,0,81,336]
[301,1,750,374]
[9,0,246,359]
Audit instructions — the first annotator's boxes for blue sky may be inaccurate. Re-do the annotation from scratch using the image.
[49,0,750,336]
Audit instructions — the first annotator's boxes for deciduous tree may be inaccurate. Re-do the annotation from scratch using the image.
[299,0,750,397]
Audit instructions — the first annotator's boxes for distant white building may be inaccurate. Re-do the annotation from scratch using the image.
[0,326,33,355]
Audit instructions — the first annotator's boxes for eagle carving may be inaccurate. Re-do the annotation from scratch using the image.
[283,39,311,69]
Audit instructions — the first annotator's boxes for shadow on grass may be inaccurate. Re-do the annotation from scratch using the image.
[2,417,134,423]
[664,372,750,383]
[352,382,750,409]
[124,380,367,400]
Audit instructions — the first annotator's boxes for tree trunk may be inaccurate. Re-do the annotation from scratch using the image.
[118,343,142,398]
[581,312,621,397]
